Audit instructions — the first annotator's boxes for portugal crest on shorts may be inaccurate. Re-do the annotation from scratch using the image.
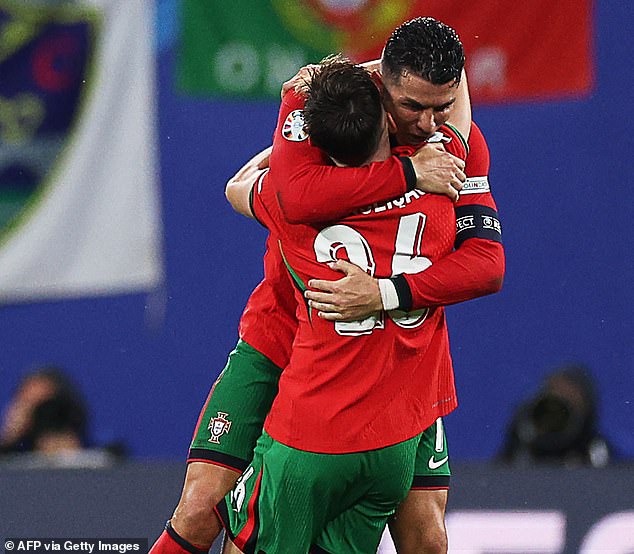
[282,109,308,142]
[208,411,232,444]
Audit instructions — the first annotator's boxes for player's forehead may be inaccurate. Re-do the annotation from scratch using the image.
[383,71,457,108]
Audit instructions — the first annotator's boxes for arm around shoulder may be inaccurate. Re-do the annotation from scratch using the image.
[447,69,471,142]
[225,147,272,218]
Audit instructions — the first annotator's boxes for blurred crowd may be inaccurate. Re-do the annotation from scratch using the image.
[0,365,125,468]
[2,362,611,468]
[499,364,612,468]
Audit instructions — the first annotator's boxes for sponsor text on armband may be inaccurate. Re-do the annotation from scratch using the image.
[460,176,490,195]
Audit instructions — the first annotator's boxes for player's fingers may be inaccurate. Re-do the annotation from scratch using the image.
[281,78,297,98]
[451,176,464,192]
[449,153,466,169]
[329,259,360,275]
[455,168,466,183]
[429,143,446,153]
[318,311,345,321]
[444,183,460,202]
[305,287,335,301]
[308,300,338,313]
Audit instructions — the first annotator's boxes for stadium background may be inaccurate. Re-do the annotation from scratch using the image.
[1,0,631,461]
[0,0,632,550]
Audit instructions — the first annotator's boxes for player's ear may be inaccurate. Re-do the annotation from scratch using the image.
[386,111,397,135]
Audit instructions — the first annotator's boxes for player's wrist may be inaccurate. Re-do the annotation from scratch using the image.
[378,278,399,311]
[388,275,413,311]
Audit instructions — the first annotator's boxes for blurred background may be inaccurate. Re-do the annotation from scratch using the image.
[0,0,632,551]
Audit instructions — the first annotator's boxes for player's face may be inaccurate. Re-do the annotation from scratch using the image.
[380,71,458,147]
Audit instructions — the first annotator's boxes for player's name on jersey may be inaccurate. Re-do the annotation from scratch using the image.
[356,189,426,216]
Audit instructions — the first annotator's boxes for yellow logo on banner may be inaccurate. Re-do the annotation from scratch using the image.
[271,0,415,55]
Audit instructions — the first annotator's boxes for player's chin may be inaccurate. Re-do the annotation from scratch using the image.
[406,132,431,146]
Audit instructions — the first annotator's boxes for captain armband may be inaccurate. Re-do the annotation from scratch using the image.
[455,204,502,248]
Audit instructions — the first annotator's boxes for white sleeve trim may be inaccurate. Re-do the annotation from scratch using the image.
[378,278,399,311]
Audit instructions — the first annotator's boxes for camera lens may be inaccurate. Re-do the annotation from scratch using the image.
[531,395,571,434]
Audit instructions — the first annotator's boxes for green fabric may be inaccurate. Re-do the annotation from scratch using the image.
[190,340,282,462]
[178,0,337,98]
[225,431,421,553]
[414,417,451,478]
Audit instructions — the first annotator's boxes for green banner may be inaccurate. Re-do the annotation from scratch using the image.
[178,0,344,98]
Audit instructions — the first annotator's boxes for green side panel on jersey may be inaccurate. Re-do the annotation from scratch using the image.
[277,240,314,322]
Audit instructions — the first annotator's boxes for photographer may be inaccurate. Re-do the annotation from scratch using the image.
[499,365,611,467]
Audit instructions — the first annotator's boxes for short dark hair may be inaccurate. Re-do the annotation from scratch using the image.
[303,56,384,166]
[381,17,465,85]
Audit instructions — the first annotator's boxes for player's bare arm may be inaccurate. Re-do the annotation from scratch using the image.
[225,146,271,218]
[450,69,471,140]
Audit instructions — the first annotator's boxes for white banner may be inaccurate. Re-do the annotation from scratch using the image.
[0,0,163,302]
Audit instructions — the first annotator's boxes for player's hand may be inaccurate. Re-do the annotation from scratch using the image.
[410,143,466,202]
[305,260,382,321]
[281,64,320,98]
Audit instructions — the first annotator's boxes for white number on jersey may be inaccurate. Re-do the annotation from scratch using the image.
[314,213,431,336]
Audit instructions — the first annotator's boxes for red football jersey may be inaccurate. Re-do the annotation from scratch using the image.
[397,122,505,309]
[237,94,415,369]
[250,95,467,454]
[270,91,504,311]
[237,235,298,370]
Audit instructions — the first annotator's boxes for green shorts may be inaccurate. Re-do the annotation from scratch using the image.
[412,417,451,489]
[188,340,283,471]
[189,340,451,488]
[215,431,420,554]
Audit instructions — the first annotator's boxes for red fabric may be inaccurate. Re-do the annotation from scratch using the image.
[148,530,203,554]
[352,0,594,104]
[251,95,460,454]
[234,470,263,551]
[272,91,409,224]
[403,122,505,308]
[236,90,420,371]
[237,235,297,369]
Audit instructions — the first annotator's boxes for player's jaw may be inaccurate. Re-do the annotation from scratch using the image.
[380,71,457,147]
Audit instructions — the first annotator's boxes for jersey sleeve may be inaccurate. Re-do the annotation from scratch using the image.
[249,169,282,237]
[268,91,416,224]
[392,122,505,310]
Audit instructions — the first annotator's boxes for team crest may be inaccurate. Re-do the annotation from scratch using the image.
[282,109,308,142]
[0,5,98,239]
[208,411,232,444]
